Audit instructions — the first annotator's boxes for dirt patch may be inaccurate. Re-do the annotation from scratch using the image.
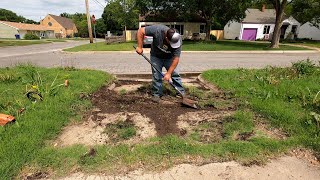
[90,80,217,136]
[254,115,288,140]
[55,112,157,146]
[290,148,320,166]
[177,110,234,142]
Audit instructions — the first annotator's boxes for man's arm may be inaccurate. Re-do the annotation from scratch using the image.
[163,56,179,82]
[136,27,145,54]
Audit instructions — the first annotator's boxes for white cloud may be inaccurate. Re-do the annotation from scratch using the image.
[0,0,105,21]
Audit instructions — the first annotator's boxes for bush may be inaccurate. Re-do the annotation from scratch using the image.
[210,34,217,41]
[292,59,317,76]
[24,33,40,40]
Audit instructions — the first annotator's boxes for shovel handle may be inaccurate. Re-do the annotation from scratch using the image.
[133,45,184,96]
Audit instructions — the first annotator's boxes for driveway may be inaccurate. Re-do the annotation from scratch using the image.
[0,50,319,74]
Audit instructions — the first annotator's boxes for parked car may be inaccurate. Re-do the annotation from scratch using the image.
[143,35,153,47]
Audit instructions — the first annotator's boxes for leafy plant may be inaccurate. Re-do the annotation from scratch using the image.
[292,59,317,76]
[24,33,40,40]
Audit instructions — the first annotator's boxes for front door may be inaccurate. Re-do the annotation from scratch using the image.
[242,28,258,41]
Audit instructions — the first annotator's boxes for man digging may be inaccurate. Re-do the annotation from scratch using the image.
[135,24,185,103]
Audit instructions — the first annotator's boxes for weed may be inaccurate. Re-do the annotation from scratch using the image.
[104,120,137,143]
[119,89,127,95]
[292,59,317,76]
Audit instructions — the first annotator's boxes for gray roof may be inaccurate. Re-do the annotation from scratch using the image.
[49,14,75,29]
[243,9,277,24]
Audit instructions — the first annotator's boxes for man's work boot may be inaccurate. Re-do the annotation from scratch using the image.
[151,96,161,103]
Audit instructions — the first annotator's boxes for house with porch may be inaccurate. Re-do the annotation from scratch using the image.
[224,6,300,41]
[0,21,54,39]
[139,14,207,40]
[40,14,78,38]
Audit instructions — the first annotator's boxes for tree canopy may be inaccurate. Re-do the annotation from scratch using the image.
[291,0,320,27]
[0,8,38,24]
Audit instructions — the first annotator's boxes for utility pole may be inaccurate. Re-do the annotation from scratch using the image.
[85,0,94,43]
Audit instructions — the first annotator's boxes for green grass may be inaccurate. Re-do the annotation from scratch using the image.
[27,134,287,177]
[182,40,307,51]
[282,40,320,48]
[64,41,136,52]
[202,60,320,152]
[0,40,50,47]
[0,65,113,179]
[64,40,307,52]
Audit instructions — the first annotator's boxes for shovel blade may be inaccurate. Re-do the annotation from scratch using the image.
[182,97,198,109]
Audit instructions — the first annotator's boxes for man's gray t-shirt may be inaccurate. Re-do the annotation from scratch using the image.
[145,24,181,59]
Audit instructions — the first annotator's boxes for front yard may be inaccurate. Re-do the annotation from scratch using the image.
[1,60,319,179]
[64,40,308,52]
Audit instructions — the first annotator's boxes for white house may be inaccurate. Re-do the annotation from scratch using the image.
[0,21,55,39]
[298,22,320,40]
[139,14,207,40]
[224,6,300,41]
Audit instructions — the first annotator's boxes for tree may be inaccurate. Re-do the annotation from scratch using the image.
[0,8,38,24]
[136,0,252,40]
[291,0,320,27]
[102,0,139,33]
[267,0,289,48]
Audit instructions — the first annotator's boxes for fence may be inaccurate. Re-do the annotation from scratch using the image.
[210,30,224,40]
[104,30,138,44]
[105,35,125,44]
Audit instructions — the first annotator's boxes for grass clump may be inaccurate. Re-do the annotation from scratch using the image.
[223,110,255,139]
[104,120,137,143]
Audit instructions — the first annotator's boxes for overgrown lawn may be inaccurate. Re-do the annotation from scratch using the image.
[0,65,113,179]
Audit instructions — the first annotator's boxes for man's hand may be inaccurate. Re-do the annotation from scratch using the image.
[136,47,143,55]
[163,72,172,83]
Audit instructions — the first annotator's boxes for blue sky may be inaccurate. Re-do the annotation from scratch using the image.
[0,0,106,21]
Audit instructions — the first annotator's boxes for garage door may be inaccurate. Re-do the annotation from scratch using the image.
[242,28,257,41]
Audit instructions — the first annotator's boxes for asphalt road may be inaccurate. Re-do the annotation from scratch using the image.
[0,42,319,74]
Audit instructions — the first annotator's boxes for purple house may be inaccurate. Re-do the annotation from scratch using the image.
[224,6,300,41]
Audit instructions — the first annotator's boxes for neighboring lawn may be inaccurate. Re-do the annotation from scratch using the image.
[0,65,113,179]
[282,40,320,49]
[0,40,50,47]
[64,41,136,52]
[64,40,308,52]
[183,40,307,51]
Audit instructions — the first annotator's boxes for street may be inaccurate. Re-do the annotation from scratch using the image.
[0,42,319,74]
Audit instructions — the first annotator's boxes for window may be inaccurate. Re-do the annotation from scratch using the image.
[171,24,184,35]
[263,25,271,34]
[200,25,205,33]
[48,22,52,26]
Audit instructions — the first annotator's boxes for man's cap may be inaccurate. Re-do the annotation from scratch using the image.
[167,28,182,48]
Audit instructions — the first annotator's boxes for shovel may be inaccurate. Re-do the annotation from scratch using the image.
[133,46,198,109]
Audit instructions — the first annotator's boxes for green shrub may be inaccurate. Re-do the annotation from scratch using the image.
[210,34,217,41]
[292,59,317,76]
[24,33,40,40]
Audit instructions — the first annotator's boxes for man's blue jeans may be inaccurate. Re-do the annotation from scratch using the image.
[150,55,185,97]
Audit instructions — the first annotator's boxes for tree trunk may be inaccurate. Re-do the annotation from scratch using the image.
[205,20,211,41]
[270,1,286,48]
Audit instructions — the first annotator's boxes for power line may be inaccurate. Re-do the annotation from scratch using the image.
[92,0,105,9]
